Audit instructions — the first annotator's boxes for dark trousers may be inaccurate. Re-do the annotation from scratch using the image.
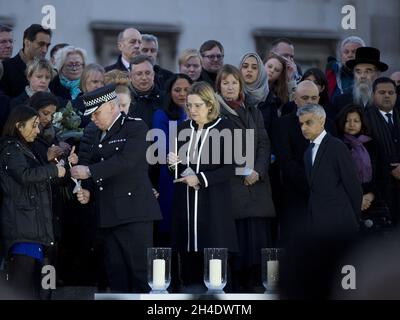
[8,254,42,299]
[103,222,153,293]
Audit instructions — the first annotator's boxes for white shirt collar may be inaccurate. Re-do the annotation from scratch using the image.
[312,130,327,145]
[106,113,122,132]
[121,56,130,71]
[379,109,393,118]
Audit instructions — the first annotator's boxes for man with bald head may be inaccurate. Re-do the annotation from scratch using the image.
[279,79,321,116]
[105,28,142,72]
[391,71,400,107]
[391,71,400,87]
[274,80,337,243]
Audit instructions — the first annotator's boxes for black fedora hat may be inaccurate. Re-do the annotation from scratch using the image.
[346,47,388,72]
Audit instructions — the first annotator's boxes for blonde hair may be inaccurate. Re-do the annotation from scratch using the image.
[178,48,203,67]
[26,58,55,80]
[54,45,87,72]
[80,63,105,93]
[104,69,130,86]
[115,85,130,95]
[186,81,220,121]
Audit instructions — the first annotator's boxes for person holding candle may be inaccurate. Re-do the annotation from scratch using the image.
[152,74,193,246]
[215,64,275,293]
[167,81,238,291]
[71,84,162,293]
[0,105,66,299]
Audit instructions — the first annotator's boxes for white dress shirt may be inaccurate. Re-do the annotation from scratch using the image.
[379,109,394,124]
[310,130,327,165]
[121,56,131,71]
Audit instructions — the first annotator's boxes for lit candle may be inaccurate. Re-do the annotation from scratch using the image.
[174,137,178,180]
[209,259,222,288]
[267,260,279,288]
[153,259,165,289]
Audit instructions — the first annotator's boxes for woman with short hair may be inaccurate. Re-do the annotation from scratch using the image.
[72,63,105,126]
[11,58,55,108]
[168,81,238,290]
[215,64,276,293]
[178,49,203,82]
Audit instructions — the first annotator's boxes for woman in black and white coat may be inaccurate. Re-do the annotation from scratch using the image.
[168,81,238,291]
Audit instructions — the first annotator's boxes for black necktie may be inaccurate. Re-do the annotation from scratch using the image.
[305,142,315,169]
[386,113,395,136]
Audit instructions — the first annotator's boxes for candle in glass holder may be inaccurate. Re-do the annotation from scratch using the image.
[267,260,279,287]
[153,259,165,288]
[209,259,222,287]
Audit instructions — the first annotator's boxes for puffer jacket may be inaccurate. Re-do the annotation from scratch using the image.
[0,137,58,255]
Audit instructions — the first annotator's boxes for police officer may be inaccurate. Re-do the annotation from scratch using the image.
[71,84,161,293]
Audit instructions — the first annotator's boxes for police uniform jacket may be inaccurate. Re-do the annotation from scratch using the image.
[85,114,162,228]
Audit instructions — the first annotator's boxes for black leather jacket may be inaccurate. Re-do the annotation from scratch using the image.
[0,137,58,255]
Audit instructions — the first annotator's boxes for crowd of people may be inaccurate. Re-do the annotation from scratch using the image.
[0,23,400,299]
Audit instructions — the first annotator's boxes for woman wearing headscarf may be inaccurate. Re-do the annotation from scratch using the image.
[239,53,283,225]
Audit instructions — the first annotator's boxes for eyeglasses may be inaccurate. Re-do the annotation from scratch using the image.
[202,54,224,60]
[64,63,84,71]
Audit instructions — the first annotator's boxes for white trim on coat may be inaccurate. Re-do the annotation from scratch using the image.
[185,118,221,252]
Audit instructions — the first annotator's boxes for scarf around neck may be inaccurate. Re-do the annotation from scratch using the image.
[60,75,81,100]
[343,133,372,183]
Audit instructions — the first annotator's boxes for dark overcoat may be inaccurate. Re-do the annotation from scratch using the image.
[172,118,239,253]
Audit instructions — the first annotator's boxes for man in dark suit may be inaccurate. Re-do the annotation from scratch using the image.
[275,80,323,243]
[71,84,162,293]
[365,77,400,223]
[298,104,362,237]
[332,47,388,118]
[140,34,173,90]
[105,28,142,73]
[128,55,163,129]
[0,24,52,97]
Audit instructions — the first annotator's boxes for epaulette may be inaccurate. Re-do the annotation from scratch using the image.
[121,115,143,126]
[126,116,143,121]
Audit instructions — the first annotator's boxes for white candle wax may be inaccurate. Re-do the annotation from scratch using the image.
[267,260,279,287]
[174,137,178,180]
[209,259,222,288]
[153,259,165,289]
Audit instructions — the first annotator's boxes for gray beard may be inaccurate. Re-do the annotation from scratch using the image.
[353,81,373,107]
